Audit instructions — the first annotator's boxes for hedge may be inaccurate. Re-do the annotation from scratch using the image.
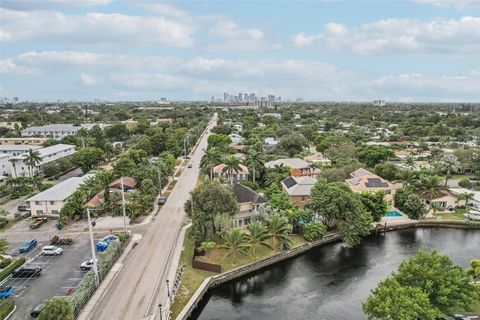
[0,299,14,320]
[0,257,26,282]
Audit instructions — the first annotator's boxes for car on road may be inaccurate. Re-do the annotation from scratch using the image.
[17,203,30,211]
[188,163,193,168]
[80,258,98,271]
[157,196,167,205]
[41,245,63,256]
[0,286,14,299]
[11,265,42,278]
[19,239,37,253]
[31,304,44,318]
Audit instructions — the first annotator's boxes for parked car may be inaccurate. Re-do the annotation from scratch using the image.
[157,196,167,205]
[30,304,44,318]
[96,241,108,252]
[17,203,29,212]
[19,239,37,254]
[41,245,63,256]
[11,265,41,278]
[29,218,48,229]
[188,163,193,168]
[80,258,97,271]
[0,286,14,299]
[100,235,119,244]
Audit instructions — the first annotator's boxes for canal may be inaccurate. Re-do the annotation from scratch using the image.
[191,228,480,320]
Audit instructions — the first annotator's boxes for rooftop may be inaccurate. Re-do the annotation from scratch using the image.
[213,163,249,174]
[22,124,96,132]
[10,144,75,160]
[281,176,316,196]
[265,158,310,169]
[232,183,266,204]
[27,174,95,202]
[450,188,480,202]
[346,168,394,192]
[0,145,42,151]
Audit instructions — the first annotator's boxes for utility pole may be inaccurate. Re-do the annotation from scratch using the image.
[183,137,187,159]
[120,176,128,237]
[86,207,99,287]
[157,165,163,197]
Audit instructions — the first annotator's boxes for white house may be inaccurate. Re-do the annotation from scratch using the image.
[0,137,48,145]
[27,174,94,216]
[421,189,464,211]
[9,144,76,177]
[0,154,12,176]
[0,144,42,157]
[228,133,244,145]
[450,188,480,211]
[21,124,96,139]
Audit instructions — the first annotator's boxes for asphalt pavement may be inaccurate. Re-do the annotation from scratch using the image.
[88,114,217,320]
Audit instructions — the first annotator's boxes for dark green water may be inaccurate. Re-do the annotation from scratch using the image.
[192,228,480,320]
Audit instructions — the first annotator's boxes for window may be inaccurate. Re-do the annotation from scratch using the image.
[238,219,243,227]
[245,218,251,225]
[50,201,55,205]
[301,196,306,202]
[36,210,43,215]
[35,201,42,205]
[51,210,59,215]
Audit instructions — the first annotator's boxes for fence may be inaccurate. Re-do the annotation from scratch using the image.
[191,249,221,273]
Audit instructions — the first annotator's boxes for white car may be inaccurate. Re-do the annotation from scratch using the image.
[80,259,97,271]
[41,245,63,256]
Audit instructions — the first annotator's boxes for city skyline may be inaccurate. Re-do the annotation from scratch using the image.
[1,0,479,102]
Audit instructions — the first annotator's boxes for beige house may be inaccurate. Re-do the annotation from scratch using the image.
[27,174,94,216]
[265,158,315,177]
[422,189,463,212]
[212,163,249,184]
[281,176,316,209]
[232,183,267,228]
[345,168,396,201]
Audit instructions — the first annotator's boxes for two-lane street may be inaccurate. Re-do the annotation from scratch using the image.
[89,114,217,320]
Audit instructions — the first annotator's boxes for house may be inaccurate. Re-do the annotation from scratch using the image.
[281,176,316,209]
[0,144,42,157]
[9,144,76,178]
[109,177,137,191]
[26,174,94,216]
[264,137,278,146]
[421,189,463,212]
[212,163,249,184]
[21,124,96,139]
[228,133,244,145]
[265,158,315,177]
[345,168,396,201]
[450,188,480,211]
[0,137,48,145]
[0,154,12,176]
[232,183,267,227]
[303,153,332,167]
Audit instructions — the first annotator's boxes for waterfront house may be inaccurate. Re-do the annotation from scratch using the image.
[421,189,462,212]
[451,188,480,211]
[281,176,316,209]
[345,168,396,201]
[232,183,267,228]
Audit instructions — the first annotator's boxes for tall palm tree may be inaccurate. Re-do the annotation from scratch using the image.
[266,213,293,251]
[78,128,89,148]
[8,158,18,177]
[24,149,42,177]
[395,170,418,189]
[200,148,222,179]
[247,221,272,260]
[458,192,474,214]
[441,154,460,187]
[38,297,74,320]
[222,155,242,185]
[220,228,250,264]
[244,149,266,184]
[419,175,442,214]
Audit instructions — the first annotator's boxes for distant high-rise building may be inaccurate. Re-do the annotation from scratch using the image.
[373,100,386,107]
[224,92,228,102]
[13,97,19,103]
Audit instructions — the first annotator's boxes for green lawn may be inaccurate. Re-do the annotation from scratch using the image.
[434,208,466,221]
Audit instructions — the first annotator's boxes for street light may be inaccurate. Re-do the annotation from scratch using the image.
[166,279,170,300]
[158,304,163,320]
[86,207,101,287]
[120,176,128,237]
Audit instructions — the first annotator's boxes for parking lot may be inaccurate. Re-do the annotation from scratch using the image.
[2,236,92,320]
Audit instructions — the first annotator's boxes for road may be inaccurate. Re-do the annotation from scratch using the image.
[90,114,217,320]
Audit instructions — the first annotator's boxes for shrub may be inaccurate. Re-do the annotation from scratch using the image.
[0,257,26,281]
[302,221,327,242]
[0,258,12,269]
[0,298,14,319]
[458,179,473,189]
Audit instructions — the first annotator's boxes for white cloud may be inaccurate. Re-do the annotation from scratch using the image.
[0,0,112,10]
[0,59,37,74]
[80,73,102,86]
[413,0,480,9]
[0,8,195,47]
[294,16,480,56]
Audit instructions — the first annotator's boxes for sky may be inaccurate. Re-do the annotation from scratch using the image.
[0,0,479,102]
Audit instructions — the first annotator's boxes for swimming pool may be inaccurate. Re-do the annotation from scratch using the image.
[384,211,402,217]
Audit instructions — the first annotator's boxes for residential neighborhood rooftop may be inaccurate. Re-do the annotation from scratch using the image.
[27,174,94,202]
[281,176,316,196]
[232,183,266,205]
[265,158,310,169]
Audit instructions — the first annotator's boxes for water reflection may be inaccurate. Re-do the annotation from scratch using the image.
[192,228,479,320]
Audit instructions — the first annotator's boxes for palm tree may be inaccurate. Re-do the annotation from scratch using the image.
[78,128,89,148]
[405,156,415,170]
[38,297,74,320]
[24,149,42,177]
[395,170,418,189]
[266,213,293,251]
[419,175,442,215]
[247,221,272,260]
[264,164,290,186]
[200,148,222,179]
[441,154,460,187]
[8,158,18,177]
[220,228,250,264]
[98,171,114,211]
[222,155,242,185]
[244,149,266,184]
[458,192,474,213]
